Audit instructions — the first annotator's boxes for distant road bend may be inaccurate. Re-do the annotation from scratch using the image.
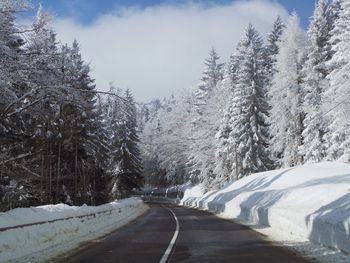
[61,204,310,263]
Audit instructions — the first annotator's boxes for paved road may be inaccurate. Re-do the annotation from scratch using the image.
[61,204,310,263]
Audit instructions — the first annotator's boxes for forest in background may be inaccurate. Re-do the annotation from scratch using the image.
[139,0,350,190]
[0,1,143,211]
[2,0,350,210]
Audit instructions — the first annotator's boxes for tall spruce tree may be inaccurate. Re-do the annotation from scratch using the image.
[193,48,224,113]
[139,113,167,187]
[0,0,28,140]
[302,0,337,163]
[0,0,38,209]
[264,16,285,83]
[188,48,224,185]
[221,24,272,178]
[326,0,350,161]
[270,14,308,167]
[114,90,143,197]
[0,3,121,210]
[214,51,241,184]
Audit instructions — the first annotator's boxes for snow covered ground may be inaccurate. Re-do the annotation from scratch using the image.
[181,162,350,263]
[0,197,148,262]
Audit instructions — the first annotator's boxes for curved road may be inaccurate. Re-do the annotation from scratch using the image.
[60,204,310,263]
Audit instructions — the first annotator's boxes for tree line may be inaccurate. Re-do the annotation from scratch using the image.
[0,1,143,211]
[140,0,349,190]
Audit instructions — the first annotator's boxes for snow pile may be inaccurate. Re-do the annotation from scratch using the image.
[161,182,193,199]
[182,184,205,202]
[0,197,148,262]
[181,162,350,255]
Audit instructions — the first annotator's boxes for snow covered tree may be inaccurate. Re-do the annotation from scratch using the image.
[139,91,195,187]
[325,0,350,161]
[214,51,242,185]
[193,48,224,113]
[302,0,337,163]
[270,14,308,167]
[0,3,127,210]
[139,114,167,187]
[0,0,38,210]
[214,18,283,185]
[219,24,273,179]
[0,0,28,137]
[188,49,224,186]
[138,99,169,186]
[105,85,124,171]
[264,16,285,83]
[112,90,143,197]
[24,6,62,204]
[66,40,109,204]
[157,94,192,185]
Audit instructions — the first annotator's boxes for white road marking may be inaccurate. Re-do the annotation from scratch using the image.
[159,207,180,263]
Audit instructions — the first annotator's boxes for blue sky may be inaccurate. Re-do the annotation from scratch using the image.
[25,0,316,101]
[30,0,315,28]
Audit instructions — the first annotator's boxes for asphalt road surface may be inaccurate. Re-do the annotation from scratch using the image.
[61,204,310,263]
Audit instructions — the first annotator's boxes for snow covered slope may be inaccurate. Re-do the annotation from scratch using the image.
[181,162,350,259]
[0,197,148,262]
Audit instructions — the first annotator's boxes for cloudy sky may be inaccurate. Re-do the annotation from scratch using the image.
[28,0,315,102]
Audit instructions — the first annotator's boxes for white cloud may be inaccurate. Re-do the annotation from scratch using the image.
[53,0,289,101]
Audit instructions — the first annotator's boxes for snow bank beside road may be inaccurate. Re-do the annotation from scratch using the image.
[181,184,205,202]
[181,162,350,257]
[0,197,148,262]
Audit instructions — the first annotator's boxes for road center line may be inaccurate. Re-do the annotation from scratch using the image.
[159,207,180,263]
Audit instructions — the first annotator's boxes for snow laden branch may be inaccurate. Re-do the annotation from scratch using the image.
[0,152,36,166]
[0,1,143,211]
[139,0,350,192]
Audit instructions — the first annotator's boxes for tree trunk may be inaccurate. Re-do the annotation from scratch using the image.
[82,160,86,204]
[74,143,78,204]
[45,141,49,201]
[48,143,52,203]
[55,141,61,203]
[92,167,96,205]
[40,153,44,202]
[235,144,239,181]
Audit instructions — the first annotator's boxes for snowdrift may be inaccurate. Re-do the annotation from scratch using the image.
[0,197,148,262]
[181,162,350,254]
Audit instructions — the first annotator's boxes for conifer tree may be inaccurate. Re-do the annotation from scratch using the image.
[220,24,272,178]
[302,0,337,163]
[113,90,143,197]
[270,14,308,167]
[326,0,350,161]
[194,48,224,113]
[214,52,241,184]
[188,48,224,186]
[264,16,285,83]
